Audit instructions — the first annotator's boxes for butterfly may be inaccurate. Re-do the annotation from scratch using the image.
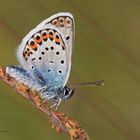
[5,12,104,107]
[6,12,75,107]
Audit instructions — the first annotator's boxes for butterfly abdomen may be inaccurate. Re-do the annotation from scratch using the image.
[6,66,42,90]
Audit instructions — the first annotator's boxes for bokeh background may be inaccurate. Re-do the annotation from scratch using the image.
[0,0,140,140]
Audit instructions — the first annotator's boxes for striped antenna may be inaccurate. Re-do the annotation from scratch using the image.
[69,80,104,88]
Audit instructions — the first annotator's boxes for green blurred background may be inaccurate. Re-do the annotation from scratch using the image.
[0,0,140,140]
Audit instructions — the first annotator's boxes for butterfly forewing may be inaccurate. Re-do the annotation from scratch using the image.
[16,12,74,91]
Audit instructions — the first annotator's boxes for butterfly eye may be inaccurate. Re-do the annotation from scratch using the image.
[41,30,49,41]
[28,38,37,50]
[64,89,69,96]
[63,87,74,99]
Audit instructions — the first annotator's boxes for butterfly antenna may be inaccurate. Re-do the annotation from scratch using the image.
[69,80,104,89]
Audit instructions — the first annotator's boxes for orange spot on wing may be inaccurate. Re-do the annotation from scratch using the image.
[42,33,49,40]
[55,38,61,43]
[49,34,54,39]
[31,44,37,50]
[29,41,37,50]
[34,37,42,45]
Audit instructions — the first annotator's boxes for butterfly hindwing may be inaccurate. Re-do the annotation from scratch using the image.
[16,12,74,91]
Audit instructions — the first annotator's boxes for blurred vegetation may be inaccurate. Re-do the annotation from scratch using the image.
[0,0,140,140]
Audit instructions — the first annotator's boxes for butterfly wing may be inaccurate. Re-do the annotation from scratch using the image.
[36,12,75,86]
[17,12,75,90]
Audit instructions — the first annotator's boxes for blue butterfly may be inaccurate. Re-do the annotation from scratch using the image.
[6,12,75,107]
[6,12,104,107]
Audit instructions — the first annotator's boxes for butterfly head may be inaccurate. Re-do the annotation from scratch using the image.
[61,86,74,100]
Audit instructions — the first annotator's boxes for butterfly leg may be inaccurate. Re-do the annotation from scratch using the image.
[38,92,57,107]
[50,98,62,110]
[40,94,55,104]
[39,95,61,110]
[57,98,62,107]
[50,103,58,109]
[37,86,48,92]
